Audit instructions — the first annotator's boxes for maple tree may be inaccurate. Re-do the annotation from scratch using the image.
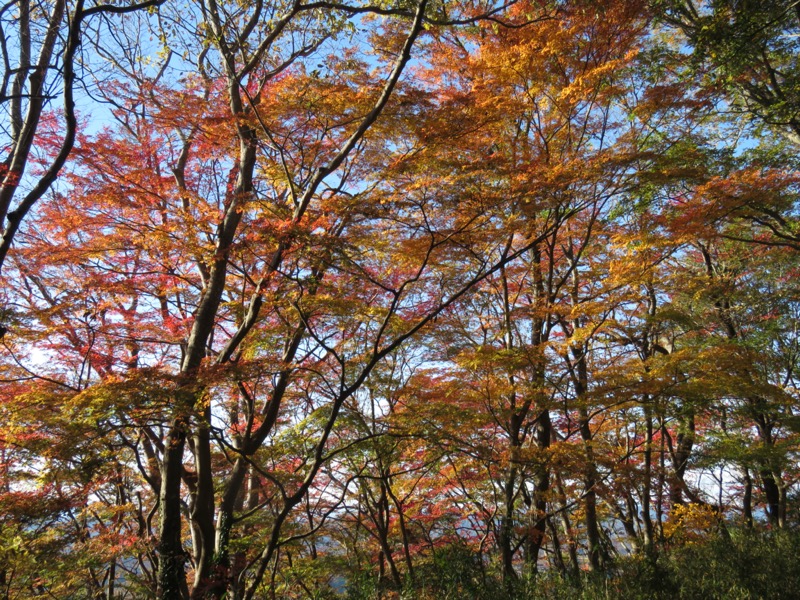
[0,0,166,273]
[1,0,800,599]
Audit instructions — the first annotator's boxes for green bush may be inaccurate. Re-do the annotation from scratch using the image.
[344,529,800,599]
[663,529,800,600]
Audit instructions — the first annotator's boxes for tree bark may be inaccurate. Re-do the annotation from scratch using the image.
[157,417,190,600]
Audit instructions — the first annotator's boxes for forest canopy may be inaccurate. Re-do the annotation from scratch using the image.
[1,0,800,598]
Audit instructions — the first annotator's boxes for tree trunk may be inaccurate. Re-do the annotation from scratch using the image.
[642,410,655,555]
[743,467,753,528]
[666,413,694,508]
[555,474,579,575]
[572,343,605,572]
[500,465,519,583]
[190,415,216,599]
[524,409,551,573]
[157,418,190,600]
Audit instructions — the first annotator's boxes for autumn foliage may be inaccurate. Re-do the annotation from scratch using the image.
[1,0,800,598]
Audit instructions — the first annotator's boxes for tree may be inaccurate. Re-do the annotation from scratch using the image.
[655,0,800,250]
[0,0,166,272]
[2,1,800,597]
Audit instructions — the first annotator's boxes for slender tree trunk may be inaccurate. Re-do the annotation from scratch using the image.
[761,469,781,526]
[500,264,522,584]
[656,422,666,541]
[666,413,694,508]
[743,467,753,528]
[500,465,519,583]
[524,243,552,572]
[555,475,579,575]
[386,482,415,582]
[525,409,551,573]
[619,492,640,552]
[579,407,603,571]
[572,343,605,572]
[642,409,655,555]
[157,418,190,600]
[106,562,116,600]
[208,458,247,599]
[377,483,402,588]
[754,417,784,527]
[547,516,568,575]
[190,413,216,599]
